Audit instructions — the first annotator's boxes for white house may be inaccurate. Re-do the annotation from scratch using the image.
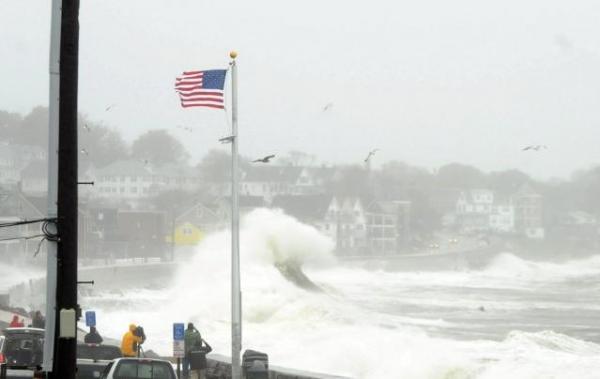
[489,204,515,233]
[92,160,158,200]
[153,164,201,192]
[241,166,299,201]
[320,196,368,255]
[455,189,494,232]
[512,184,545,239]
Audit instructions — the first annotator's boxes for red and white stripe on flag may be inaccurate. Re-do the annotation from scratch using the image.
[174,70,227,109]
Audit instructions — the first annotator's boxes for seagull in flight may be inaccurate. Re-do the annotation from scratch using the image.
[522,145,548,151]
[80,148,89,155]
[83,124,91,132]
[176,125,193,132]
[252,154,275,163]
[364,149,379,163]
[105,104,116,112]
[322,102,333,112]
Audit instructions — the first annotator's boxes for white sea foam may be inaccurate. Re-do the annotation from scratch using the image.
[80,209,600,379]
[0,262,43,290]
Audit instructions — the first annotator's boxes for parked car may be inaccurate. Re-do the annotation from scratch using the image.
[76,343,122,379]
[100,358,176,379]
[0,327,44,379]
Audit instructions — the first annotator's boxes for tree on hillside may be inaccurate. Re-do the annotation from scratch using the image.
[78,114,129,168]
[374,161,435,200]
[278,150,317,166]
[0,107,50,148]
[18,107,49,147]
[436,163,487,189]
[131,129,190,166]
[0,107,130,168]
[570,166,600,216]
[197,149,251,183]
[487,169,532,196]
[0,110,22,141]
[324,164,371,197]
[197,149,231,182]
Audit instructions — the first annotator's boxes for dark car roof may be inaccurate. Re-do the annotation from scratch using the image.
[2,327,45,336]
[77,343,122,361]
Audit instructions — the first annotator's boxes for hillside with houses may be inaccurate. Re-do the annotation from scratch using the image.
[1,107,600,264]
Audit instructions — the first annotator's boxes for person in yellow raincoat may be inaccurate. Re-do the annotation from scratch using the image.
[121,324,143,357]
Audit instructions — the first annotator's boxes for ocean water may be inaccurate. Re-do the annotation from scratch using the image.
[9,208,600,378]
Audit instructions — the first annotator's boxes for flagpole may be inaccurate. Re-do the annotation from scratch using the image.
[229,51,242,379]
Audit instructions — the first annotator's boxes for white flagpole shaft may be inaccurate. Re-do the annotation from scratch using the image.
[43,0,61,372]
[230,54,242,379]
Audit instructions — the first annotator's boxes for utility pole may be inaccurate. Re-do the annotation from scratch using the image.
[51,0,80,378]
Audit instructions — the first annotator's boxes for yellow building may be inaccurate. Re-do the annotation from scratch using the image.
[166,222,204,246]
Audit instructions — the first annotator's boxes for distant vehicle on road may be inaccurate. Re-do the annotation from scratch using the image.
[76,343,122,379]
[99,358,176,379]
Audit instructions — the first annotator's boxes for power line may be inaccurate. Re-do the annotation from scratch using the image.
[0,233,46,242]
[0,217,57,229]
[0,219,59,258]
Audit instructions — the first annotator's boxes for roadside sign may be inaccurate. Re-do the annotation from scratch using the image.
[173,323,185,340]
[173,323,185,358]
[173,340,185,358]
[85,311,96,327]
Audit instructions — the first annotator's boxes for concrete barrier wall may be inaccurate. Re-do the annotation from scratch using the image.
[9,261,179,309]
[204,354,351,379]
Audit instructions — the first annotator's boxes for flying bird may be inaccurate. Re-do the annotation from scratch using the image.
[176,125,192,132]
[364,149,379,163]
[80,148,89,155]
[252,154,275,163]
[105,104,116,112]
[522,145,548,151]
[322,103,333,112]
[83,124,91,132]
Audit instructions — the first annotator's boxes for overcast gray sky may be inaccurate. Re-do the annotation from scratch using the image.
[2,0,600,178]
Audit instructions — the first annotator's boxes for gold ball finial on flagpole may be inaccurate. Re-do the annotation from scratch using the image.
[230,51,238,59]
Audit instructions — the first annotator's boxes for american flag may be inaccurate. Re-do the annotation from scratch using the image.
[175,69,227,109]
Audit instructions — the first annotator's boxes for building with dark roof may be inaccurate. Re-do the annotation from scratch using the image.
[365,200,411,255]
[512,184,544,239]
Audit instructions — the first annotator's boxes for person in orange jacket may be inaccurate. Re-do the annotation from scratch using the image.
[121,324,143,357]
